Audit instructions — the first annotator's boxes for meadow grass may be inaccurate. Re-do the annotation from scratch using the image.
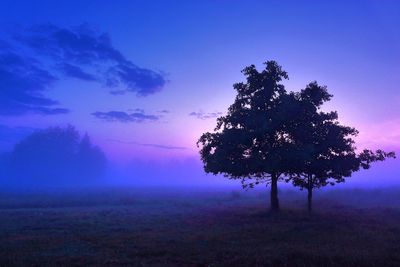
[0,187,399,266]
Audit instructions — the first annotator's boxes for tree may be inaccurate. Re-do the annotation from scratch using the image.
[77,133,107,179]
[288,82,396,212]
[5,125,106,186]
[197,61,299,212]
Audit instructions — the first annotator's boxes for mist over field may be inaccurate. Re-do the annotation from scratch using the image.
[0,123,397,190]
[1,137,398,190]
[1,0,400,266]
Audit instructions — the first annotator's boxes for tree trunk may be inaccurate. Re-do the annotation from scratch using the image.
[307,187,312,213]
[270,173,279,212]
[307,174,313,213]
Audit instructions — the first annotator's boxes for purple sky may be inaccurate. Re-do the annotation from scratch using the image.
[0,0,399,186]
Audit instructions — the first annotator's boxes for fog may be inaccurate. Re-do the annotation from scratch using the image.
[0,125,398,193]
[0,125,399,267]
[0,125,106,190]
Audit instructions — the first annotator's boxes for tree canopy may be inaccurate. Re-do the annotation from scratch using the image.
[2,125,106,186]
[286,82,396,211]
[197,61,299,211]
[197,60,395,212]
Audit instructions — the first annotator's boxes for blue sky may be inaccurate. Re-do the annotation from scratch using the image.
[0,0,399,185]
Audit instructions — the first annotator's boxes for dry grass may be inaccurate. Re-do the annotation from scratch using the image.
[0,187,400,266]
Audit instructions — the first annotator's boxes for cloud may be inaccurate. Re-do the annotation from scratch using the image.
[107,138,187,150]
[58,63,97,81]
[0,24,167,116]
[189,111,223,120]
[92,110,159,123]
[109,90,127,96]
[0,51,69,115]
[112,63,165,96]
[15,24,167,96]
[128,108,144,113]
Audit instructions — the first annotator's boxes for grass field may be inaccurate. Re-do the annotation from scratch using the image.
[1,187,400,267]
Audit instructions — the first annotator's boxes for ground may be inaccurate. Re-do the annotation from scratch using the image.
[1,187,400,267]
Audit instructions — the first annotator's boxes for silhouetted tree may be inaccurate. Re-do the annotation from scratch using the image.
[197,61,396,212]
[288,82,396,212]
[77,133,107,179]
[5,125,106,186]
[197,61,299,212]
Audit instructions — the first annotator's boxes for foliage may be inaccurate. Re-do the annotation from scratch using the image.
[286,82,395,210]
[197,60,396,212]
[197,61,294,185]
[4,125,106,184]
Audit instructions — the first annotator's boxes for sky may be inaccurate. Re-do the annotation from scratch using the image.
[0,0,399,186]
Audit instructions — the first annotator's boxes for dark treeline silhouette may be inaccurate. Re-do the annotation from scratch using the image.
[0,125,106,187]
[197,61,395,212]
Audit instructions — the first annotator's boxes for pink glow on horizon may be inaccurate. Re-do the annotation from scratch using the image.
[355,119,400,152]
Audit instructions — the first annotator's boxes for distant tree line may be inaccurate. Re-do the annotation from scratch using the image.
[0,125,106,187]
[197,61,395,212]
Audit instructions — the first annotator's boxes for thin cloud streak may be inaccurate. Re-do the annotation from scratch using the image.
[92,110,159,123]
[189,111,223,120]
[107,138,188,150]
